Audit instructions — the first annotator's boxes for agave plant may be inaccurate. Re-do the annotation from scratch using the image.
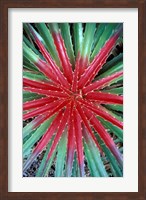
[23,23,123,177]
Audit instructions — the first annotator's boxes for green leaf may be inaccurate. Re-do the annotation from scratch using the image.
[23,23,35,45]
[23,120,36,139]
[71,152,78,177]
[104,104,123,112]
[24,23,45,45]
[23,71,48,82]
[97,61,123,79]
[72,23,96,76]
[23,91,43,99]
[23,42,39,64]
[48,23,59,33]
[23,95,43,103]
[73,23,83,57]
[98,117,123,141]
[36,136,55,177]
[36,23,61,67]
[23,118,54,157]
[81,23,96,59]
[95,133,123,176]
[91,23,119,61]
[98,53,123,76]
[23,58,39,72]
[110,76,123,86]
[23,35,43,59]
[60,23,75,67]
[43,151,56,177]
[100,105,123,122]
[83,129,108,177]
[91,23,107,53]
[102,87,123,95]
[83,140,100,177]
[109,109,123,119]
[114,138,121,143]
[23,130,35,144]
[55,130,67,177]
[119,147,123,153]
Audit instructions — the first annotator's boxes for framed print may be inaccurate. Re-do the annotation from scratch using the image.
[0,0,145,199]
[22,21,124,179]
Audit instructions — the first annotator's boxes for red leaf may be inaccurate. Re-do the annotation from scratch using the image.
[23,97,57,111]
[78,55,88,77]
[23,99,69,120]
[78,27,122,89]
[83,71,123,94]
[66,102,75,176]
[85,92,123,104]
[73,108,85,177]
[52,31,73,84]
[47,106,71,160]
[78,98,123,129]
[28,24,71,89]
[34,59,58,83]
[23,110,64,171]
[84,107,123,166]
[23,78,61,91]
[75,102,102,153]
[33,110,64,154]
[23,87,69,99]
[32,115,48,130]
[71,54,80,92]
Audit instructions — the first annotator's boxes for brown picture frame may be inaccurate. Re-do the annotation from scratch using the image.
[0,0,145,199]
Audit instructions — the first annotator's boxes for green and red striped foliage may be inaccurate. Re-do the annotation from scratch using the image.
[23,23,123,177]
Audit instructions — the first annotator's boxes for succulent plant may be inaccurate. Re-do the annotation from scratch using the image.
[23,23,123,177]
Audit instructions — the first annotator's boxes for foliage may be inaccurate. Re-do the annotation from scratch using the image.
[23,23,123,177]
